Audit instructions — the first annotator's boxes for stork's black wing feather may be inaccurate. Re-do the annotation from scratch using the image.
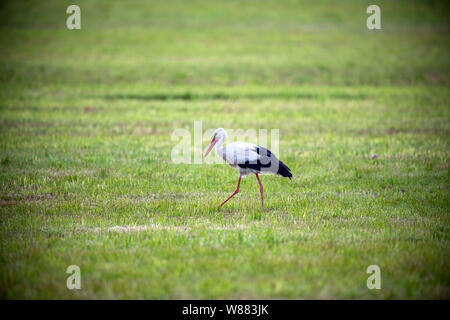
[237,146,292,180]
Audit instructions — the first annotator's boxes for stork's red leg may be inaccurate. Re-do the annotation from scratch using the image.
[219,176,241,208]
[255,173,264,210]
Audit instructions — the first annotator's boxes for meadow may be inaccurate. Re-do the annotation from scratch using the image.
[0,0,449,299]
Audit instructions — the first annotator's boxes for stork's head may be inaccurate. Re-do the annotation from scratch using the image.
[204,128,226,158]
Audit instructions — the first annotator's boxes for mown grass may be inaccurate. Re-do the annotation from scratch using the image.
[0,0,449,299]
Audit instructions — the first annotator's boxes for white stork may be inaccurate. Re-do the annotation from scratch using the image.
[204,128,292,210]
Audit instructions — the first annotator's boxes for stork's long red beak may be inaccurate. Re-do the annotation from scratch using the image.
[204,138,216,158]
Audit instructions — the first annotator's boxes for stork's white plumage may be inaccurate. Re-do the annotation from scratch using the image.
[204,128,292,209]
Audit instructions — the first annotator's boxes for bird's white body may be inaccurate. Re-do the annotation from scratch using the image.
[216,142,263,176]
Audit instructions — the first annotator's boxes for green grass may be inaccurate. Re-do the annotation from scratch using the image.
[0,0,449,299]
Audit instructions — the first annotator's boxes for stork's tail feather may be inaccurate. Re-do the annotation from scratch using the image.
[277,161,292,180]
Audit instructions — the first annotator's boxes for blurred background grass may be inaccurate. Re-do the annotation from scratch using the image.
[0,0,448,87]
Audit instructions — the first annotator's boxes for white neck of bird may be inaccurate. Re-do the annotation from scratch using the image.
[215,136,225,155]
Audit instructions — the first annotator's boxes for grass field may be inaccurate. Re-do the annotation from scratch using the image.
[0,0,449,299]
